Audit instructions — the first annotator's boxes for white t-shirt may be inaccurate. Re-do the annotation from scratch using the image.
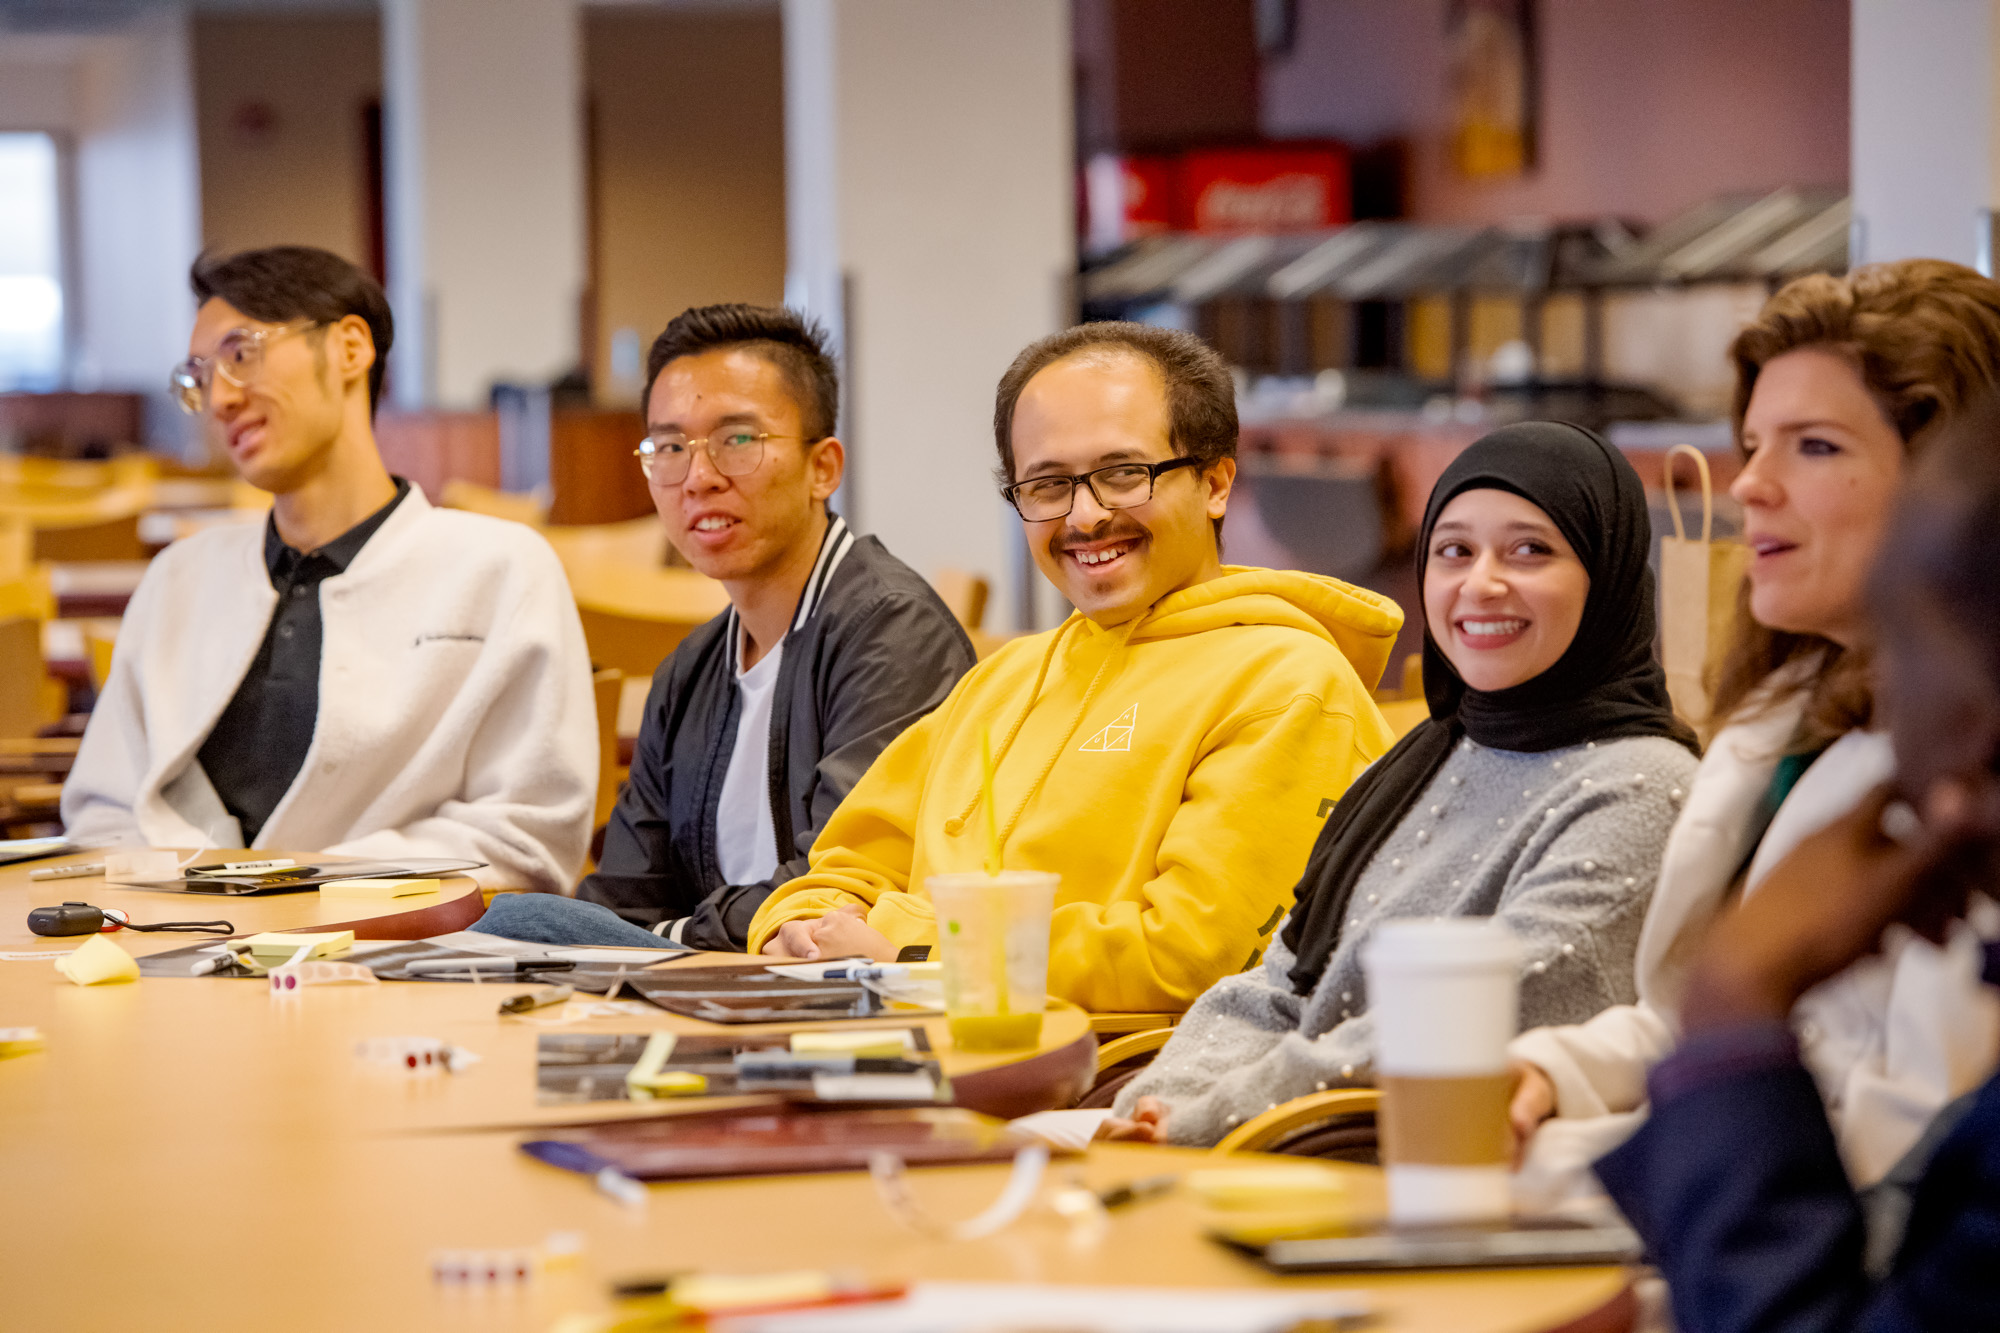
[715,632,786,887]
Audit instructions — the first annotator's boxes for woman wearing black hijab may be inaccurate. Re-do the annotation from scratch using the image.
[1108,422,1701,1147]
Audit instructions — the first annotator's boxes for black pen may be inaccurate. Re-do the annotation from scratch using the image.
[1095,1173,1179,1210]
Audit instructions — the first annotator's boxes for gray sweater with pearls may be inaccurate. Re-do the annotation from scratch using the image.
[1115,734,1699,1147]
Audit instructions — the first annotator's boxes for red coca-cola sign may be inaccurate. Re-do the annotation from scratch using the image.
[1175,145,1350,233]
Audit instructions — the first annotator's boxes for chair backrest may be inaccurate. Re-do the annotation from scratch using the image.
[577,605,701,681]
[30,512,145,562]
[84,621,118,693]
[0,617,46,739]
[932,567,990,631]
[0,519,29,581]
[590,667,624,832]
[441,479,549,528]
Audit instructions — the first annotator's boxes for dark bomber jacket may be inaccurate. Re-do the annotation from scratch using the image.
[576,515,975,949]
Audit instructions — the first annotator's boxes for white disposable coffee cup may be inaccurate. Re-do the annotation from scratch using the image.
[1362,917,1522,1226]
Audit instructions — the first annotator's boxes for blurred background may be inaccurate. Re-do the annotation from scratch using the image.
[0,0,1985,828]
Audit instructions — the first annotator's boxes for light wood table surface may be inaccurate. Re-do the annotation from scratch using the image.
[0,852,1631,1333]
[0,849,487,953]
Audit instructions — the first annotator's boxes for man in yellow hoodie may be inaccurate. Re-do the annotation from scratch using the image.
[749,322,1401,1012]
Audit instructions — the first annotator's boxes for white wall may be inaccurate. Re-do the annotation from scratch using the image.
[1852,0,2000,265]
[0,17,203,429]
[784,0,1074,631]
[383,0,586,408]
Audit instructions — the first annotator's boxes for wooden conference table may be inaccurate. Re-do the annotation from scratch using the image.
[0,853,1631,1333]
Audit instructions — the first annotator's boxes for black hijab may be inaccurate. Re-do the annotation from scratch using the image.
[1280,421,1699,994]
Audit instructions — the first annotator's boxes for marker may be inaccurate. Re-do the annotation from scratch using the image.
[188,950,244,977]
[405,956,576,977]
[1096,1173,1179,1210]
[499,984,574,1015]
[734,1051,931,1078]
[816,962,941,982]
[28,863,104,882]
[595,1166,648,1211]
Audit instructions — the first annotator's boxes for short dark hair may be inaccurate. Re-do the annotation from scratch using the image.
[644,304,838,441]
[190,246,394,414]
[992,320,1237,536]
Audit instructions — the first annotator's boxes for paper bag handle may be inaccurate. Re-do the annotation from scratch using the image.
[1664,444,1714,544]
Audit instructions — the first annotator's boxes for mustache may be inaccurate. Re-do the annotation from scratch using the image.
[1050,514,1148,553]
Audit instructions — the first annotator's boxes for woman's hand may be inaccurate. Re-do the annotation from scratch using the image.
[1507,1060,1557,1167]
[1096,1096,1170,1143]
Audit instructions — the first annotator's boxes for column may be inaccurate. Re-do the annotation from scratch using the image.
[1851,0,2000,268]
[783,0,1074,632]
[381,0,585,409]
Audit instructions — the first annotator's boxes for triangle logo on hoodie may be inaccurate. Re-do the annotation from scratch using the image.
[1078,704,1138,753]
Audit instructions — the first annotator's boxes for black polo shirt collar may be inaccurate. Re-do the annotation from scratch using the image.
[263,475,411,585]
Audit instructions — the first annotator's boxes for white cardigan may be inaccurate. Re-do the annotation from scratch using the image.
[1512,678,2000,1192]
[62,488,597,894]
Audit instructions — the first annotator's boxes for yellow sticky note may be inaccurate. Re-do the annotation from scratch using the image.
[318,878,440,899]
[0,1026,45,1058]
[54,934,140,986]
[1184,1164,1350,1211]
[242,930,354,964]
[790,1030,913,1058]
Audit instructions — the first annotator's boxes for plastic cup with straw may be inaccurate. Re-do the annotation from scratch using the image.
[928,727,1056,1051]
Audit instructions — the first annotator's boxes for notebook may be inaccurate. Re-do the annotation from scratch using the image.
[521,1105,1036,1181]
[590,963,935,1024]
[0,837,71,868]
[535,1028,945,1106]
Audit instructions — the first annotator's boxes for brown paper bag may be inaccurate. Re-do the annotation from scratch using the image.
[1658,444,1749,727]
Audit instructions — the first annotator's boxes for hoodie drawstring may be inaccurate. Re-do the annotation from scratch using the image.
[945,616,1138,857]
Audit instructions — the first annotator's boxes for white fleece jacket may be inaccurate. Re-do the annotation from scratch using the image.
[1511,676,2000,1194]
[62,488,596,893]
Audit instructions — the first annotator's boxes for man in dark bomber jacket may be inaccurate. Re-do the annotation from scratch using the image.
[475,305,972,950]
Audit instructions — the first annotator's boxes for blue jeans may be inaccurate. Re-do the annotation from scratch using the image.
[471,893,679,949]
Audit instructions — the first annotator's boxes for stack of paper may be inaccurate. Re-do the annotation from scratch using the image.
[716,1282,1373,1332]
[243,930,354,966]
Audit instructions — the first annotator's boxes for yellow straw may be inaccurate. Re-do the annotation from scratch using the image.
[980,726,1002,877]
[980,726,1009,1017]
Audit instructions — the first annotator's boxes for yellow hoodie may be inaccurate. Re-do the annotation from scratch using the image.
[745,567,1402,1013]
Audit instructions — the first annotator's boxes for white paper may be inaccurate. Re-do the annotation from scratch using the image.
[546,947,684,964]
[1009,1108,1113,1152]
[765,958,872,981]
[810,1072,938,1101]
[716,1282,1373,1333]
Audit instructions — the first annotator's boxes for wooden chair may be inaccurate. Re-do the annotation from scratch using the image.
[932,567,990,631]
[1211,1088,1383,1157]
[441,479,549,528]
[84,621,118,693]
[31,513,145,562]
[1072,1011,1182,1109]
[591,668,625,834]
[1371,650,1428,741]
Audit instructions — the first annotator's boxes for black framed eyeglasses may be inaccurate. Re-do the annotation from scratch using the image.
[1000,456,1202,521]
[635,429,801,485]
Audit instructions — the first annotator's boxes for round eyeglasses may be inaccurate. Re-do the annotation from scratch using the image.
[634,430,795,485]
[1000,456,1202,522]
[169,319,319,416]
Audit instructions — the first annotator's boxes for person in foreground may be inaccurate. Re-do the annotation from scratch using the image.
[62,246,595,892]
[1596,401,2000,1333]
[1104,422,1700,1145]
[747,322,1402,1013]
[475,306,973,949]
[1508,260,2000,1194]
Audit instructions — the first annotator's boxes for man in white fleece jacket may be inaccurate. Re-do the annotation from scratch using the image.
[61,247,595,893]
